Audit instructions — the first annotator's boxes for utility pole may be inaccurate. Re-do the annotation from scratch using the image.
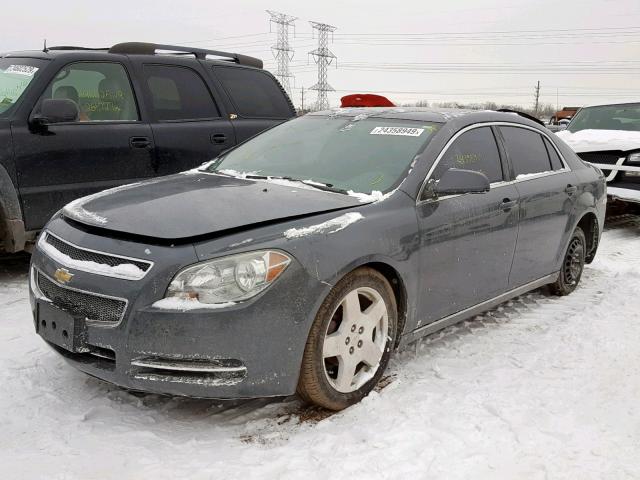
[300,86,305,113]
[534,80,541,116]
[266,10,297,98]
[309,21,337,111]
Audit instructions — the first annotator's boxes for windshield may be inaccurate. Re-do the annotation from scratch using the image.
[568,104,640,133]
[0,58,46,116]
[206,115,441,194]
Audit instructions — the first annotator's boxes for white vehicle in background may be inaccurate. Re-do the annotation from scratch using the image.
[557,102,640,206]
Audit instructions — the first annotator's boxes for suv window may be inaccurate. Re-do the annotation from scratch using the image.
[214,67,292,118]
[41,62,138,121]
[143,65,219,121]
[432,127,503,183]
[543,137,564,170]
[499,126,552,177]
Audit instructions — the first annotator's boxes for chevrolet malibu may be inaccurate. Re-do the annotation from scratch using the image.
[29,107,606,410]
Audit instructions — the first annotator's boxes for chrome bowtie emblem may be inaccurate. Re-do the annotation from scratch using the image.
[54,268,74,284]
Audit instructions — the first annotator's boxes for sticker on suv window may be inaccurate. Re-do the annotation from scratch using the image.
[4,65,39,76]
[370,126,424,137]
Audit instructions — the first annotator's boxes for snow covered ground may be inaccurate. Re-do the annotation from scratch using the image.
[2,216,639,480]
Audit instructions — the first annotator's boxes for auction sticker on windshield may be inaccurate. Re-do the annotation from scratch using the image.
[4,65,39,76]
[370,126,424,137]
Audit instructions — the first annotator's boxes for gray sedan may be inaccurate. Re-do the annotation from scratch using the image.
[29,108,606,410]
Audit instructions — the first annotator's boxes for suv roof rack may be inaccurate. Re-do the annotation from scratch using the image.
[48,46,109,51]
[108,42,263,69]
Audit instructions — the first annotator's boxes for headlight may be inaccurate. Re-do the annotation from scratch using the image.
[166,250,291,304]
[627,153,640,164]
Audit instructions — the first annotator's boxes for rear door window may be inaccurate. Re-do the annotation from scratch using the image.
[432,127,503,183]
[143,65,220,121]
[543,137,564,170]
[499,126,552,177]
[213,67,292,118]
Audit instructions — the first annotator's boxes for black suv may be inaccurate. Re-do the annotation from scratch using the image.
[0,42,296,253]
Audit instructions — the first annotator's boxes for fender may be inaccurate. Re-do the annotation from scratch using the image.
[0,163,26,252]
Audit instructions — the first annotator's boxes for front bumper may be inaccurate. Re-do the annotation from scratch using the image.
[29,218,324,399]
[587,162,640,204]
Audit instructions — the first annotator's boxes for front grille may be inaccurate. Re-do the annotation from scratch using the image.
[578,151,624,165]
[37,271,127,323]
[45,233,151,272]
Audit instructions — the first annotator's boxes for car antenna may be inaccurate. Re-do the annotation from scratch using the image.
[43,39,48,53]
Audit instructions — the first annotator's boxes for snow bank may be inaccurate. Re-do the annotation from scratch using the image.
[284,212,364,239]
[556,129,640,153]
[152,297,236,311]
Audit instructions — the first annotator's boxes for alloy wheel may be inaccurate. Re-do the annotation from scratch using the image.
[564,237,584,285]
[322,286,389,393]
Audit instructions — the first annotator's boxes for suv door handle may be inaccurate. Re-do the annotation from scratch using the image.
[211,133,227,144]
[565,184,578,196]
[500,198,518,211]
[130,136,151,149]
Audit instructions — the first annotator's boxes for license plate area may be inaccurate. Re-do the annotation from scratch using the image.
[37,301,87,353]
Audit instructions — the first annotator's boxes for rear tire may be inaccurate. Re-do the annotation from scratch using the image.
[550,226,586,296]
[297,267,397,411]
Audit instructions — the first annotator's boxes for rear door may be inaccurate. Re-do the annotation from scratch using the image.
[416,126,520,325]
[497,125,577,287]
[12,60,155,231]
[139,61,235,175]
[211,66,295,143]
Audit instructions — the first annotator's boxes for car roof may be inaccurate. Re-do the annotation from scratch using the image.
[580,101,640,109]
[309,106,541,126]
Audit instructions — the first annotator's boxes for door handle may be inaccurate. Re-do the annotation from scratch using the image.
[565,184,578,196]
[130,136,151,149]
[500,198,517,211]
[211,133,227,144]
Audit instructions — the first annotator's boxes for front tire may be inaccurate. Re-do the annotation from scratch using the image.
[550,226,586,296]
[297,267,398,411]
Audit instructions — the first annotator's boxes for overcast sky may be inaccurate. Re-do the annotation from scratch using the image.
[3,0,639,111]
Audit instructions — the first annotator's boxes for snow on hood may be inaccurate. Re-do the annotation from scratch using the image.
[283,212,364,239]
[556,129,640,153]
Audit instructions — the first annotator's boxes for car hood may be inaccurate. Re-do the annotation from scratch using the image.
[556,129,640,153]
[62,172,368,241]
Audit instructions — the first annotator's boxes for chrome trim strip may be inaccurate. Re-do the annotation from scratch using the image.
[131,359,247,374]
[417,122,571,205]
[401,273,558,346]
[34,267,129,326]
[39,231,153,281]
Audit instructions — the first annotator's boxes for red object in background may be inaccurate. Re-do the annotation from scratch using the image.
[340,94,395,108]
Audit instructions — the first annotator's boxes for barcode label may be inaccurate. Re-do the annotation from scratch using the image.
[370,126,424,137]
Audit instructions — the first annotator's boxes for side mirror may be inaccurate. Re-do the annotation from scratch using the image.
[433,168,491,196]
[31,99,79,126]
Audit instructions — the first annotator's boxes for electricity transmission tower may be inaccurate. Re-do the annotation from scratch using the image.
[309,21,337,111]
[266,10,297,97]
[533,80,541,115]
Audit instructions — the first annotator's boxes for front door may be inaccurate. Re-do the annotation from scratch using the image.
[415,126,520,326]
[12,61,155,231]
[139,63,235,175]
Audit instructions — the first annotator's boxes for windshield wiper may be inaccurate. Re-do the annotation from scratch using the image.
[244,175,348,194]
